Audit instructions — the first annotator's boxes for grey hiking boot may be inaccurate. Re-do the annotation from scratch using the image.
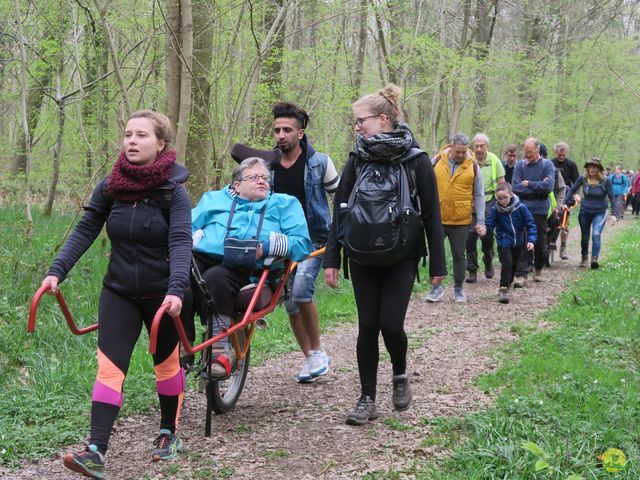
[498,287,509,304]
[392,373,412,411]
[485,265,495,279]
[559,244,568,260]
[591,256,599,269]
[453,287,467,303]
[426,284,445,303]
[579,256,589,268]
[345,396,378,425]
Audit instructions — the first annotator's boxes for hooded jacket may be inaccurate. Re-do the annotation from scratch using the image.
[48,163,192,299]
[485,195,537,248]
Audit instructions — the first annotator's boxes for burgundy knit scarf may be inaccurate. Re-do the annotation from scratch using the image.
[108,149,176,202]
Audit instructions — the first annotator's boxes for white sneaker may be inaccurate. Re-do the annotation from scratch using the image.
[307,350,330,378]
[295,357,315,383]
[426,284,445,303]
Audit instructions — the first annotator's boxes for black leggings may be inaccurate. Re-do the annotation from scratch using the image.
[91,288,183,454]
[349,257,417,400]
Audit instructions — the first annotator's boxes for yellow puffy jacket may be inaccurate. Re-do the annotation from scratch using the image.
[433,146,477,225]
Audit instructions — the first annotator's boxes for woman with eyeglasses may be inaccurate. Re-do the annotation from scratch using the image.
[323,84,447,425]
[188,157,311,376]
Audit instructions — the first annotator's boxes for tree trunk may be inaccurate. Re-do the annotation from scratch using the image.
[256,0,285,140]
[185,0,214,202]
[165,0,182,128]
[94,0,131,120]
[352,0,368,100]
[14,0,33,228]
[44,58,66,217]
[471,0,499,133]
[449,0,473,138]
[175,0,193,165]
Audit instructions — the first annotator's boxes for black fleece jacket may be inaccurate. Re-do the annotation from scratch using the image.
[48,163,192,299]
[323,148,447,277]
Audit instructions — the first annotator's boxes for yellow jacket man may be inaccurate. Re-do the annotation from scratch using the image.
[426,133,485,304]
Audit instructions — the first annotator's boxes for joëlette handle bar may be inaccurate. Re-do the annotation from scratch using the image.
[561,204,578,230]
[28,285,99,335]
[148,247,326,356]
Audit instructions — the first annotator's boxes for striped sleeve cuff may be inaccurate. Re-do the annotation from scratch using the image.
[268,231,289,257]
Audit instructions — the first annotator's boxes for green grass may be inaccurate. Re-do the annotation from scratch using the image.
[417,220,640,479]
[0,206,358,466]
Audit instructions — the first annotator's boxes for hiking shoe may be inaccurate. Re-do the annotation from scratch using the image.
[533,269,543,282]
[484,265,495,279]
[559,245,568,260]
[63,444,105,479]
[209,344,235,378]
[465,271,477,283]
[579,256,589,268]
[426,284,445,303]
[307,350,329,378]
[513,276,527,288]
[453,287,467,303]
[591,257,599,269]
[345,396,378,426]
[392,373,412,411]
[295,357,315,383]
[152,429,183,461]
[498,287,509,304]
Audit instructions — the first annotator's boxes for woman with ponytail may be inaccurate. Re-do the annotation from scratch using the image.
[324,85,446,425]
[41,110,192,478]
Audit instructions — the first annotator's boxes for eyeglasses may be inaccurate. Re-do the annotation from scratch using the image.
[354,115,378,127]
[240,174,270,183]
[496,195,511,202]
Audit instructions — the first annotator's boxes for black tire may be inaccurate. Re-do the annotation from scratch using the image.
[209,328,250,414]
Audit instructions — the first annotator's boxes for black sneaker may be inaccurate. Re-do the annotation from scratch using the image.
[392,373,412,411]
[591,257,599,269]
[345,396,378,425]
[63,444,105,479]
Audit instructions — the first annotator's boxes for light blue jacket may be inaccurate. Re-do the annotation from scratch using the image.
[192,186,312,265]
[609,173,630,196]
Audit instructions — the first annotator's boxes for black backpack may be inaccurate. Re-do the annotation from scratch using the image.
[337,148,424,267]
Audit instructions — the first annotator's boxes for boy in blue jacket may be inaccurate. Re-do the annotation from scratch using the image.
[485,183,537,303]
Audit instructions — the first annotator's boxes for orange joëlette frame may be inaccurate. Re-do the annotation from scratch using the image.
[28,248,326,361]
[148,247,325,360]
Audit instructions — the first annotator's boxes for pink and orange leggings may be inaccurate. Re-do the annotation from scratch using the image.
[90,288,185,454]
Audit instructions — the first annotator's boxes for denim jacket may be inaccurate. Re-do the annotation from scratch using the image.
[302,139,335,243]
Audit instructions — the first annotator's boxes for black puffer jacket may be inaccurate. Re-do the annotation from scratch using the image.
[48,163,192,299]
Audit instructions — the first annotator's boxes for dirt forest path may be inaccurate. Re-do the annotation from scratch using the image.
[3,221,627,480]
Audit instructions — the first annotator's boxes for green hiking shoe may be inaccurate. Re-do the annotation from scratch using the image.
[63,444,105,479]
[152,429,183,461]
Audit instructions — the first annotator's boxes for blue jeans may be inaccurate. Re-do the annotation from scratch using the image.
[284,243,323,315]
[578,210,607,258]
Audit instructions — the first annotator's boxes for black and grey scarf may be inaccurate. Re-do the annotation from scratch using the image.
[496,194,521,214]
[354,122,414,163]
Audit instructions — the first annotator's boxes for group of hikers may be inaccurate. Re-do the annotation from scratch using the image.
[40,84,630,479]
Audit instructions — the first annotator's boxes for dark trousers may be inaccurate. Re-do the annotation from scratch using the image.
[614,194,625,218]
[516,213,547,276]
[467,201,495,273]
[498,245,524,287]
[349,257,417,401]
[632,193,640,216]
[91,288,181,453]
[182,255,250,343]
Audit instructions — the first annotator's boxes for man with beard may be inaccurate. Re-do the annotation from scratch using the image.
[272,102,340,383]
